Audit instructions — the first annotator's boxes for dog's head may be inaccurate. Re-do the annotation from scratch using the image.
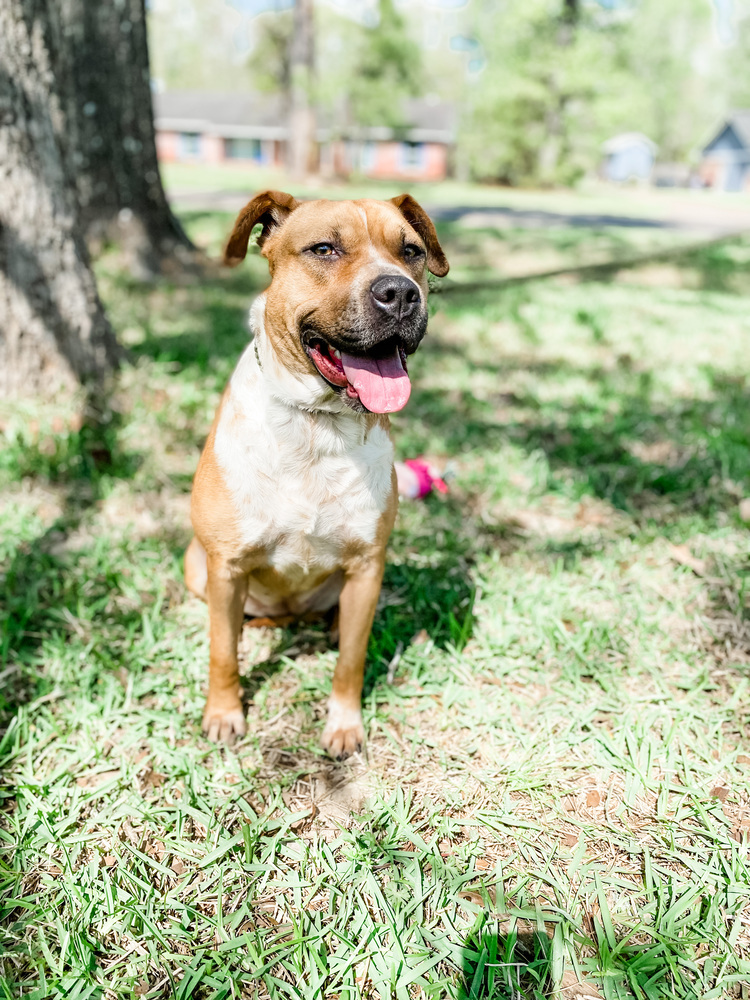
[224,192,449,414]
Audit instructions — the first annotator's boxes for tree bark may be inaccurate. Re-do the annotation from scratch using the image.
[288,0,316,179]
[57,0,195,277]
[0,0,121,399]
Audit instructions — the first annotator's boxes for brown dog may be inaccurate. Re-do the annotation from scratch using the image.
[184,191,449,758]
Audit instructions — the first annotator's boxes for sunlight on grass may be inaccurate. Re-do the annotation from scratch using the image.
[1,218,749,998]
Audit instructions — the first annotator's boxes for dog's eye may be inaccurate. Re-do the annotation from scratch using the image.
[403,244,424,260]
[310,243,336,256]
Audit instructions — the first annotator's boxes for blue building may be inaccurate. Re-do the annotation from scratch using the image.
[601,133,657,183]
[700,113,750,192]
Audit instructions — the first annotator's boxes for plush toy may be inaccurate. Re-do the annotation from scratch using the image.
[395,458,449,499]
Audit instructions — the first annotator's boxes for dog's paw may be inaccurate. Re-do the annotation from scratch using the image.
[321,701,365,760]
[202,701,247,745]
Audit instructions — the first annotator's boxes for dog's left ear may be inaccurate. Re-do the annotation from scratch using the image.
[224,190,299,266]
[390,194,449,277]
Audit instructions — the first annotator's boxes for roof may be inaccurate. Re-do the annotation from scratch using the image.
[153,91,288,141]
[153,91,456,143]
[703,111,750,152]
[601,132,657,154]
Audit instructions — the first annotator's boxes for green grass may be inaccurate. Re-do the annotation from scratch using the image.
[1,209,750,998]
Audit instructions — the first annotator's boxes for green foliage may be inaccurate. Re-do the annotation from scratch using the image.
[724,2,750,109]
[148,0,257,92]
[459,0,720,185]
[343,0,423,131]
[621,0,719,162]
[246,10,293,97]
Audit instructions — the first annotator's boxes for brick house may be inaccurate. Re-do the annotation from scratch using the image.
[153,91,455,181]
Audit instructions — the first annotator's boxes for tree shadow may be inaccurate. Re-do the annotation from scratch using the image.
[119,259,267,376]
[227,499,478,706]
[677,238,750,294]
[431,233,750,299]
[431,204,669,230]
[0,394,149,730]
[403,351,750,521]
[0,503,145,730]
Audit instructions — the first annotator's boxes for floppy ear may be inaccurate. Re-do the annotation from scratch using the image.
[223,190,299,266]
[390,194,449,277]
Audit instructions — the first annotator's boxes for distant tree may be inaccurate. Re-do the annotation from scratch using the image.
[149,0,257,93]
[462,0,615,185]
[244,1,315,176]
[622,0,720,162]
[726,6,750,109]
[247,0,425,167]
[0,0,120,398]
[461,0,723,186]
[289,0,316,177]
[56,0,195,276]
[247,9,293,101]
[537,0,580,181]
[346,0,423,131]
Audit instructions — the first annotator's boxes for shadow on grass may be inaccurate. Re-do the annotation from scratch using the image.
[124,261,265,376]
[434,232,750,297]
[680,238,750,294]
[431,204,669,230]
[231,510,478,706]
[406,346,750,521]
[0,393,167,730]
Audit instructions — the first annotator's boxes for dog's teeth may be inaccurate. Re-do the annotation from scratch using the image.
[331,348,341,360]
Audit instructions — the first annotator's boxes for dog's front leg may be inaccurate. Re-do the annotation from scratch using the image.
[322,557,385,760]
[203,557,248,744]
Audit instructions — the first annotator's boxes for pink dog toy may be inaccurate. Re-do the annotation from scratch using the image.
[395,458,449,499]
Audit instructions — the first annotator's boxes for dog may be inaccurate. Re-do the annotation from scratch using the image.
[184,190,449,759]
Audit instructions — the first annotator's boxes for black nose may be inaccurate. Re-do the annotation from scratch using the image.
[370,275,420,321]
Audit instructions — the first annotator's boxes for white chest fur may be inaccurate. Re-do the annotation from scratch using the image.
[212,300,394,580]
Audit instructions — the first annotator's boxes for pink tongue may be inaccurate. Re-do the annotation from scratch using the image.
[340,348,411,413]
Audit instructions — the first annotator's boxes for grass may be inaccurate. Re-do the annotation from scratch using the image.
[1,203,750,998]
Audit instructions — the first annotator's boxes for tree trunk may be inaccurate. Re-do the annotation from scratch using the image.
[0,0,121,399]
[288,0,316,179]
[57,0,195,277]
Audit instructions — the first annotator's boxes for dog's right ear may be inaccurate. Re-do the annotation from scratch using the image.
[223,190,299,266]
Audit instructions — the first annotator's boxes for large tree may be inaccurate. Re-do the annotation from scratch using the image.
[56,0,194,276]
[0,0,120,398]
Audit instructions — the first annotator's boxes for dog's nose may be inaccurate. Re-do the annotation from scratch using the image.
[370,275,420,321]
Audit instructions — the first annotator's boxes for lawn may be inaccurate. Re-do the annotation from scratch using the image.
[1,204,749,999]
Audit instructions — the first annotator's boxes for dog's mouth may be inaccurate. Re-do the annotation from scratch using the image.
[304,337,411,414]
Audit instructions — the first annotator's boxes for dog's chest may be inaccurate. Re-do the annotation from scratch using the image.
[214,391,394,575]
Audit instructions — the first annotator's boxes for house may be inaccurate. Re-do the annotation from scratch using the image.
[700,113,750,192]
[153,91,456,182]
[154,92,287,169]
[601,133,657,183]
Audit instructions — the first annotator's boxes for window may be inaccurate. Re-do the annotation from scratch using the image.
[399,142,426,171]
[225,137,262,162]
[178,132,201,159]
[361,141,376,172]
